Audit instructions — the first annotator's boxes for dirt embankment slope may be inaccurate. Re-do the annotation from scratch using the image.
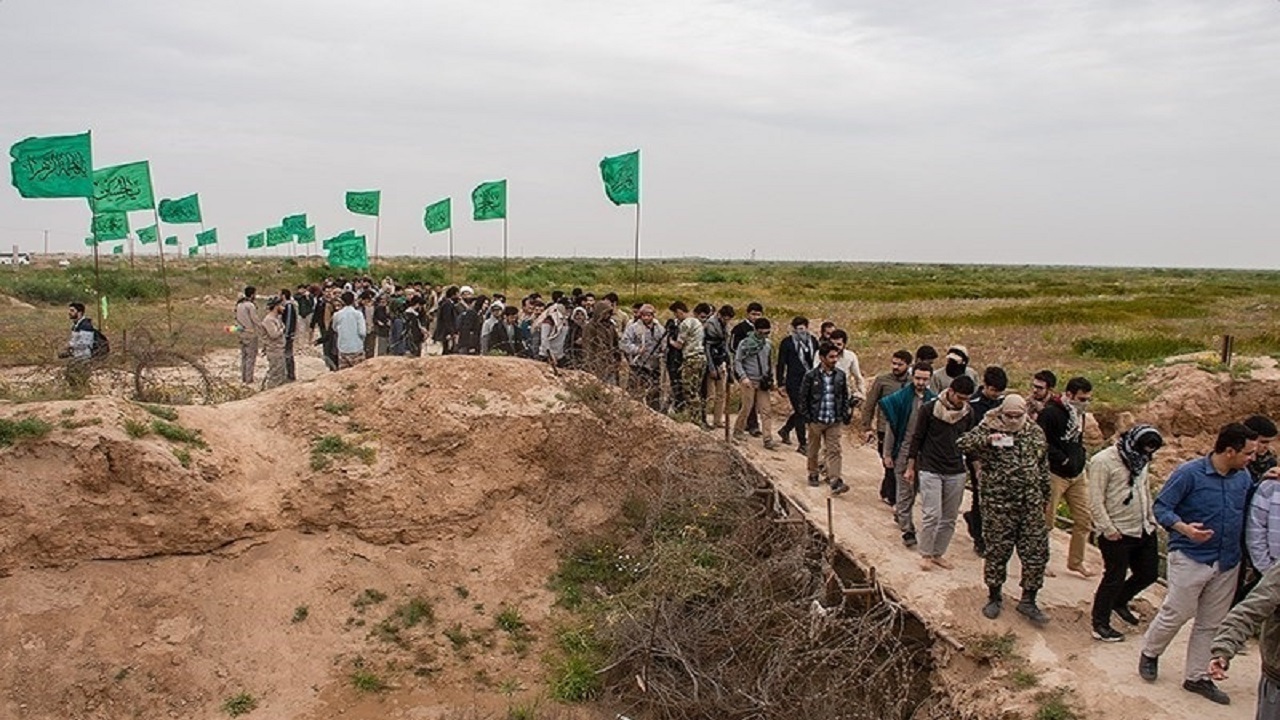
[0,357,702,720]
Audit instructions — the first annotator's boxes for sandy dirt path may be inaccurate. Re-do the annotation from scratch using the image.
[737,429,1258,719]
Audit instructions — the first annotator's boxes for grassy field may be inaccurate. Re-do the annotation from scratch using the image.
[2,255,1278,415]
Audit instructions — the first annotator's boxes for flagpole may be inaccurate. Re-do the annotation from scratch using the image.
[374,214,381,268]
[152,208,174,334]
[128,232,135,270]
[448,225,455,284]
[199,220,211,290]
[632,200,641,296]
[92,236,102,326]
[502,217,508,294]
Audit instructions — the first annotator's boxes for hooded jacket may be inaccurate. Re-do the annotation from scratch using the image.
[1036,396,1087,478]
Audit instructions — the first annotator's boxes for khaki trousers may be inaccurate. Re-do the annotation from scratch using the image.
[1047,472,1092,569]
[734,385,772,437]
[805,422,843,480]
[1142,551,1238,682]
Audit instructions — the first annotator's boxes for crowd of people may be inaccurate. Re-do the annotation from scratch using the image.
[60,274,1280,714]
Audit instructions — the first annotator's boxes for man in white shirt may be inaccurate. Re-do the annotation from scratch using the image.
[331,291,368,369]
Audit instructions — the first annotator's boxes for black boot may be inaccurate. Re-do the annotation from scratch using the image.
[982,585,1002,620]
[1016,589,1050,627]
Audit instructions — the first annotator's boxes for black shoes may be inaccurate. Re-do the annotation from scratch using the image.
[778,430,791,445]
[808,473,821,487]
[1091,624,1124,642]
[902,532,918,548]
[830,479,849,495]
[1114,605,1141,626]
[1183,678,1230,705]
[982,587,1003,620]
[1138,653,1158,682]
[1016,595,1049,627]
[796,443,808,455]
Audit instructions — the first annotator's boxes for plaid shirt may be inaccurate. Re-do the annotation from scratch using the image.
[815,369,838,425]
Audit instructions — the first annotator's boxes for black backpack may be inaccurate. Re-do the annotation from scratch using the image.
[91,328,110,358]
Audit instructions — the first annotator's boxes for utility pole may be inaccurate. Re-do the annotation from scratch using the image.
[43,229,49,256]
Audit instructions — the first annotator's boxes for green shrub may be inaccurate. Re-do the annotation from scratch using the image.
[0,416,53,446]
[123,419,150,438]
[139,403,179,421]
[151,419,207,447]
[221,692,258,717]
[863,314,928,334]
[1072,335,1206,362]
[549,655,600,701]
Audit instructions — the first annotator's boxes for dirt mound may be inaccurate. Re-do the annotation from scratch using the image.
[1,293,36,310]
[0,357,712,719]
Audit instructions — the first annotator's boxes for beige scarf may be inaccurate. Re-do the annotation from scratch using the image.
[981,393,1028,433]
[932,391,971,424]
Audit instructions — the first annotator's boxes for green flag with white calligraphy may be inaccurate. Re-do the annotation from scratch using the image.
[164,235,178,247]
[599,150,639,205]
[327,234,369,270]
[424,198,451,233]
[282,213,307,234]
[91,212,129,241]
[9,132,94,198]
[266,225,291,247]
[196,228,218,246]
[247,232,265,249]
[297,226,316,244]
[137,224,159,245]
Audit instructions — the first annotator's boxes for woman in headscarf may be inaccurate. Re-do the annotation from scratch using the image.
[1086,423,1164,642]
[956,394,1053,626]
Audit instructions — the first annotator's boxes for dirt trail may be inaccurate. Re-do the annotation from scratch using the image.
[739,435,1258,719]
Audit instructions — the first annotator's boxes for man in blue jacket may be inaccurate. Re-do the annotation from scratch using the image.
[880,362,937,548]
[1139,422,1258,706]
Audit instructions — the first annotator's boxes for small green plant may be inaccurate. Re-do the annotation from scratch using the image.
[221,692,258,717]
[322,400,353,415]
[151,419,207,447]
[60,417,101,429]
[507,704,537,720]
[454,584,470,599]
[174,448,192,468]
[495,606,526,634]
[443,623,472,650]
[291,605,309,623]
[467,393,489,409]
[139,403,179,421]
[971,631,1019,662]
[394,596,435,627]
[549,655,600,701]
[1009,667,1040,689]
[498,678,525,697]
[124,419,150,438]
[60,407,76,417]
[863,314,928,334]
[352,588,387,612]
[113,666,131,682]
[0,416,53,447]
[351,670,386,693]
[1034,688,1078,720]
[310,434,376,471]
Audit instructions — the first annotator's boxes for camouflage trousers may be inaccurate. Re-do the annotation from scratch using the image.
[980,497,1049,592]
[680,355,707,422]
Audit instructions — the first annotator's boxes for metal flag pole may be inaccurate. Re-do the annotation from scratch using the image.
[448,225,455,284]
[151,207,174,334]
[128,231,135,270]
[632,200,641,296]
[374,213,382,267]
[92,235,102,325]
[502,216,509,294]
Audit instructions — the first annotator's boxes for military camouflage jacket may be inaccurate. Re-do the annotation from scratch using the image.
[956,422,1051,507]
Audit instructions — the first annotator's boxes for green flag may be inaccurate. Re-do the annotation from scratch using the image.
[188,246,199,257]
[282,213,308,233]
[137,224,159,245]
[424,198,451,233]
[471,179,506,221]
[247,232,265,249]
[345,190,380,216]
[322,229,356,250]
[91,161,154,213]
[164,235,178,247]
[10,132,94,198]
[327,234,369,270]
[91,211,129,241]
[84,237,95,247]
[297,226,316,244]
[266,225,291,246]
[111,244,124,255]
[157,193,202,224]
[196,228,218,246]
[600,150,639,205]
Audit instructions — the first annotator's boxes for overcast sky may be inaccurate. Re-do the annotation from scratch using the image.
[2,0,1278,267]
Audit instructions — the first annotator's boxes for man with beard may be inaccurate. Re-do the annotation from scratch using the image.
[930,344,980,395]
[957,395,1052,626]
[864,350,913,506]
[906,374,976,570]
[433,285,460,354]
[799,341,852,495]
[776,316,819,453]
[1028,370,1057,420]
[621,304,664,410]
[730,302,766,435]
[669,301,707,424]
[965,366,1009,556]
[1038,376,1096,577]
[234,286,262,385]
[880,362,937,548]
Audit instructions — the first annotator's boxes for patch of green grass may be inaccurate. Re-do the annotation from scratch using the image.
[322,400,353,415]
[1034,688,1078,720]
[454,584,470,599]
[0,416,52,447]
[291,605,309,623]
[495,606,526,634]
[139,403,179,421]
[1009,667,1040,689]
[971,631,1019,662]
[221,692,258,717]
[123,419,150,438]
[394,596,435,628]
[548,538,641,610]
[467,393,489,409]
[443,623,472,650]
[151,419,207,447]
[862,314,929,334]
[60,417,101,429]
[548,654,600,702]
[350,669,386,693]
[352,588,387,612]
[174,448,192,468]
[1072,335,1207,362]
[310,434,376,471]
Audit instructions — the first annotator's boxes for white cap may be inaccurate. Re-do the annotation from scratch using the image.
[460,285,474,295]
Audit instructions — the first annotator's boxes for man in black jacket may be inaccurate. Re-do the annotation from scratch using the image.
[799,342,852,495]
[489,305,526,356]
[1037,375,1095,577]
[906,374,977,570]
[433,285,460,354]
[776,316,818,454]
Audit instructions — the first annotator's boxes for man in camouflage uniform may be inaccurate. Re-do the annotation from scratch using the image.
[957,393,1052,626]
